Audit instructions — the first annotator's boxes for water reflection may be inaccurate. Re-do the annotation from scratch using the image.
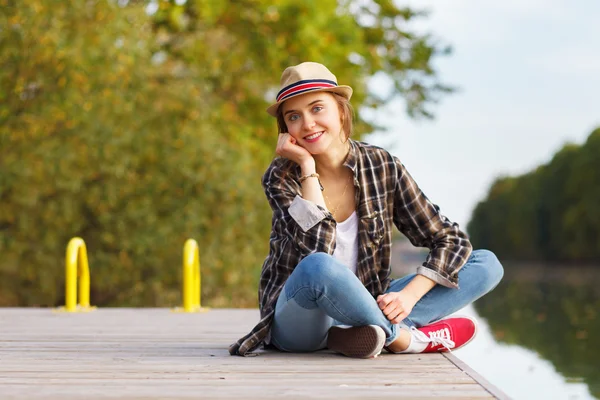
[462,264,599,399]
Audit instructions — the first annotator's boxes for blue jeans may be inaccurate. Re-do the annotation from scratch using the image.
[271,250,503,352]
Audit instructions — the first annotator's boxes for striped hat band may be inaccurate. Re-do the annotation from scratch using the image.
[276,79,338,102]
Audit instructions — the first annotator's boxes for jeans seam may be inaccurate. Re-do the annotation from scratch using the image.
[286,285,367,326]
[320,292,366,326]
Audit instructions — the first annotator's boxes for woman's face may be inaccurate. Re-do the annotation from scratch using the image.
[280,91,344,155]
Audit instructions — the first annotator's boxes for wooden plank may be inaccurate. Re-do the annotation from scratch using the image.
[1,386,493,400]
[0,308,503,399]
[443,352,510,400]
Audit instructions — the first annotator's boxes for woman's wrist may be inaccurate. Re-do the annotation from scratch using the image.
[299,173,320,183]
[403,275,436,300]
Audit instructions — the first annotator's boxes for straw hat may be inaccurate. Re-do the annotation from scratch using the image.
[266,62,353,117]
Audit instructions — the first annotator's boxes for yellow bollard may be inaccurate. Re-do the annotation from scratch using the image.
[56,237,96,312]
[173,239,208,313]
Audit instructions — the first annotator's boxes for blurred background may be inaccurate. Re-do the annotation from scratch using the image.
[1,1,598,399]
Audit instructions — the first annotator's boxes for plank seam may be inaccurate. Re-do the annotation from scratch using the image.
[442,352,511,400]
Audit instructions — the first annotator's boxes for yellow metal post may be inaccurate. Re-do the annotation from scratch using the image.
[174,239,208,313]
[58,237,95,312]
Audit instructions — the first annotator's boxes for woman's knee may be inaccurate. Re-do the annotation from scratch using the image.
[471,249,504,291]
[294,252,346,283]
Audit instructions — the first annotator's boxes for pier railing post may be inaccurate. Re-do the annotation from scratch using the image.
[58,237,95,312]
[174,238,208,313]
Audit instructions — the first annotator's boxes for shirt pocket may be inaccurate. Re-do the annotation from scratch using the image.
[361,211,385,250]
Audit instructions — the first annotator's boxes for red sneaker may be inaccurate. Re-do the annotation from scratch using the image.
[413,316,478,352]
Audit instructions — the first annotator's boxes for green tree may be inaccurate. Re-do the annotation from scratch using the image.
[1,0,453,307]
[468,128,600,263]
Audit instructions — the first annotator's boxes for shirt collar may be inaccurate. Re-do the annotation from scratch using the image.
[343,139,358,173]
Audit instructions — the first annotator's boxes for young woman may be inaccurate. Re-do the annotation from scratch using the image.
[229,62,503,358]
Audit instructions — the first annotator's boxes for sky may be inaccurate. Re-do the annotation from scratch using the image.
[364,0,600,230]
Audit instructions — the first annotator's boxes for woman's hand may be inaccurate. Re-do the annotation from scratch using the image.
[276,133,314,169]
[377,289,420,324]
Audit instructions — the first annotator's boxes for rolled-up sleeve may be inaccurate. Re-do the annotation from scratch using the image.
[262,161,336,256]
[391,157,472,288]
[288,196,328,232]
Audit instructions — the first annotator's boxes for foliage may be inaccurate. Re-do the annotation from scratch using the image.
[0,0,451,307]
[468,128,600,263]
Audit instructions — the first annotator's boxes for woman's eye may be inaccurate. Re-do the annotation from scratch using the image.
[288,114,299,122]
[313,106,323,113]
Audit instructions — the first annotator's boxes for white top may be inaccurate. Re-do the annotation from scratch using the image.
[287,196,359,274]
[332,211,359,275]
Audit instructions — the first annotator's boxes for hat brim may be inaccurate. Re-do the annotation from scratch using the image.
[266,85,353,117]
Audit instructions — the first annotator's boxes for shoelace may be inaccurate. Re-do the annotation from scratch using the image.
[410,326,456,352]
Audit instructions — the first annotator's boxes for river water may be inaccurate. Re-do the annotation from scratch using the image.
[391,243,599,399]
[450,264,599,399]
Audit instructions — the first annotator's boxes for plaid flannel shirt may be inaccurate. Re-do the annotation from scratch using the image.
[229,140,472,356]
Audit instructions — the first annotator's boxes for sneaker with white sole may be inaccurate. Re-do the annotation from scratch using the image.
[413,316,478,353]
[327,325,386,358]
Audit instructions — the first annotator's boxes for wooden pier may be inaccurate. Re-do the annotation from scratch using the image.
[0,308,507,399]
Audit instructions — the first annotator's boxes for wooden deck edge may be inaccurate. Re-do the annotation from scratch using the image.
[442,352,511,400]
